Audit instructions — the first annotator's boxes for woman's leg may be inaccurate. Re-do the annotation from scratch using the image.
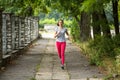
[56,42,61,59]
[61,42,66,65]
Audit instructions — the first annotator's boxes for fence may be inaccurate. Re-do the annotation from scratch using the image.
[0,10,39,67]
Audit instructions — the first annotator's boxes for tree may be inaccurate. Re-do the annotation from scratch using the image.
[81,0,111,38]
[0,0,49,16]
[112,0,119,35]
[92,12,101,37]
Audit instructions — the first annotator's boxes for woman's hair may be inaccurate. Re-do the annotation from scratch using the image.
[57,19,64,26]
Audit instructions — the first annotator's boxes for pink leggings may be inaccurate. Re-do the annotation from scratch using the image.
[56,42,66,65]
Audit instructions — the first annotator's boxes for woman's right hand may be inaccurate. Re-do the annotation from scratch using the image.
[54,31,60,38]
[57,31,60,35]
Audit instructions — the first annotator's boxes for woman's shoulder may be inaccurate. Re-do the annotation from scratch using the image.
[63,27,67,31]
[55,26,59,31]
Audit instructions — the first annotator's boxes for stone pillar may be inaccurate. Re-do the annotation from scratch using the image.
[20,17,25,47]
[11,15,15,50]
[13,16,19,50]
[33,17,39,39]
[3,13,13,53]
[2,13,7,55]
[32,17,36,40]
[0,9,3,67]
[18,17,22,48]
[27,17,31,44]
[35,17,39,39]
[30,17,34,41]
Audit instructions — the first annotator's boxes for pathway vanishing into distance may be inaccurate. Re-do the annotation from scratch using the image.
[0,31,105,80]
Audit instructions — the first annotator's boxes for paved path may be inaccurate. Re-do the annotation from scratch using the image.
[0,34,105,80]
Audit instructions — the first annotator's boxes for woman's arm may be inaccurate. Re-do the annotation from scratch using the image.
[66,29,70,40]
[66,30,69,36]
[54,31,60,38]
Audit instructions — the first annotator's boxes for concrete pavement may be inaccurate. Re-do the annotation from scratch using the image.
[0,32,105,80]
[35,38,104,80]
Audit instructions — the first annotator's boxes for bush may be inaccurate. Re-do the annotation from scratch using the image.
[77,34,120,77]
[64,19,72,28]
[116,55,120,75]
[39,18,72,28]
[113,34,120,56]
[39,18,56,25]
[70,19,80,42]
[39,24,44,28]
[89,36,115,57]
[88,36,115,65]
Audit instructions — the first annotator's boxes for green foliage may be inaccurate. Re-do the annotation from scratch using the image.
[30,78,36,80]
[86,34,120,66]
[109,24,115,30]
[39,18,72,28]
[119,1,120,21]
[112,34,120,56]
[105,2,114,24]
[64,19,72,28]
[116,55,120,75]
[39,10,64,20]
[81,0,111,13]
[89,36,115,56]
[113,34,120,47]
[70,19,80,42]
[0,0,49,16]
[45,0,81,18]
[87,36,115,65]
[39,18,56,25]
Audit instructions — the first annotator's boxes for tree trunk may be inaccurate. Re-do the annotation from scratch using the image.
[92,12,101,38]
[80,12,91,41]
[99,10,111,38]
[112,0,119,35]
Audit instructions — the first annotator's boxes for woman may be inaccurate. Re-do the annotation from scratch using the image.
[54,19,69,69]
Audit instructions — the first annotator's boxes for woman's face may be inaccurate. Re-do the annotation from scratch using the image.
[58,20,63,26]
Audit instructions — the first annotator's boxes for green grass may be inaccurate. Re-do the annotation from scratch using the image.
[30,77,36,80]
[35,64,40,72]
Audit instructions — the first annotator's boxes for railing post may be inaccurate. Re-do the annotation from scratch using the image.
[20,17,25,47]
[30,17,34,41]
[0,9,3,67]
[11,15,15,50]
[33,17,39,40]
[2,13,13,53]
[18,16,22,48]
[35,17,39,39]
[32,17,36,40]
[24,17,28,46]
[2,13,7,55]
[27,17,31,44]
[13,16,19,50]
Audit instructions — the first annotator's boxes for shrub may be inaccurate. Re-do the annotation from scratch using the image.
[70,19,80,42]
[88,36,115,65]
[39,18,72,28]
[113,34,120,56]
[116,55,120,75]
[89,36,115,56]
[39,18,56,25]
